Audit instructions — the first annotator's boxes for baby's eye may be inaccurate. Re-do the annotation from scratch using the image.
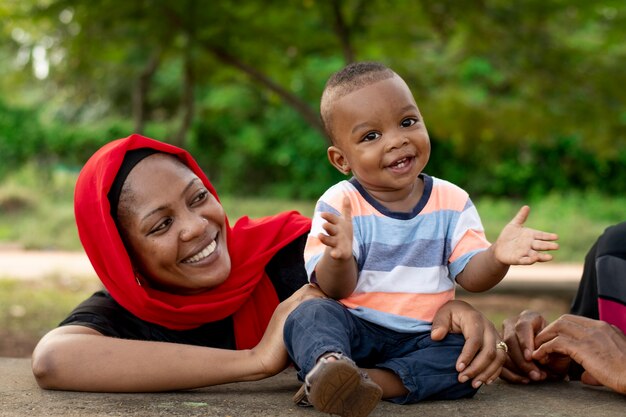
[401,118,418,127]
[362,131,381,142]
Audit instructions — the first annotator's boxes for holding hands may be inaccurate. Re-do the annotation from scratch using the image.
[501,311,626,394]
[533,314,626,393]
[493,205,559,266]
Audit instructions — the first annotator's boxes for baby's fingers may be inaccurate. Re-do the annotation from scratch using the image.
[531,239,560,251]
[340,196,352,222]
[533,230,559,242]
[509,205,530,226]
[320,211,340,226]
[321,218,340,237]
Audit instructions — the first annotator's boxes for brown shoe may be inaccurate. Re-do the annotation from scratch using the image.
[297,352,382,417]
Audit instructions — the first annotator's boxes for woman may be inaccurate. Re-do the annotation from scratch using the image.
[501,222,626,394]
[32,134,504,392]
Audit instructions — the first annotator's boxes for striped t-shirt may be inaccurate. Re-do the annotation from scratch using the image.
[304,174,490,333]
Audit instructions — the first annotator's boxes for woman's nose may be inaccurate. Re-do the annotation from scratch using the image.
[179,212,208,241]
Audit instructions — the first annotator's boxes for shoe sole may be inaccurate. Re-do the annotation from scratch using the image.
[308,360,382,417]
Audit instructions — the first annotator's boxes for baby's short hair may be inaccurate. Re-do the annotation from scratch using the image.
[320,61,396,143]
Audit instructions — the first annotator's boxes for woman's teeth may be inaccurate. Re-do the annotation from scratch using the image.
[182,240,216,263]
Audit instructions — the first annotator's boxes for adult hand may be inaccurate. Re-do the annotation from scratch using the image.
[493,206,559,265]
[431,300,507,388]
[500,310,555,384]
[533,314,626,394]
[253,284,326,377]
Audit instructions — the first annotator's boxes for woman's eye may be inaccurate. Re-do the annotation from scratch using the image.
[192,190,209,205]
[362,132,381,142]
[150,218,172,235]
[401,117,417,128]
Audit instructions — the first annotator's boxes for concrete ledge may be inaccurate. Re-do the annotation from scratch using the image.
[458,264,584,298]
[0,250,585,296]
[2,358,624,416]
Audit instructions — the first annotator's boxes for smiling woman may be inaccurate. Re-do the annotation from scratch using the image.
[31,134,323,391]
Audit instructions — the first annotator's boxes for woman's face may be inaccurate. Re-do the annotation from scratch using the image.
[117,153,231,295]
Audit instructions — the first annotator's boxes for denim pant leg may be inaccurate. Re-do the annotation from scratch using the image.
[283,298,357,381]
[380,333,478,404]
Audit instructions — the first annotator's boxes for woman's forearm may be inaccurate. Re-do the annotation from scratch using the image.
[32,326,267,392]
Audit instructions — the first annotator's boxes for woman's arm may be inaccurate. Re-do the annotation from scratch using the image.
[32,284,325,392]
[32,325,266,392]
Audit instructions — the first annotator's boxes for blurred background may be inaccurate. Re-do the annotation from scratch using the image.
[0,0,625,356]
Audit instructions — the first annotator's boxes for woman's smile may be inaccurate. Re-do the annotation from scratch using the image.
[181,237,218,264]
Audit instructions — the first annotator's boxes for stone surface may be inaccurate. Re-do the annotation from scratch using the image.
[1,358,624,417]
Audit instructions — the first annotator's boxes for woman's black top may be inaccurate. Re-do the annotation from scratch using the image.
[59,233,308,350]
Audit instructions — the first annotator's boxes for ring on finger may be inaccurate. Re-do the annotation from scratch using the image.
[496,341,508,352]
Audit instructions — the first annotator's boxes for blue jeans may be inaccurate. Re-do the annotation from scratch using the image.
[284,298,478,404]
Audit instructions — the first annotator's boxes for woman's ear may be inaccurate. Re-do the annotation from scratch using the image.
[327,146,351,175]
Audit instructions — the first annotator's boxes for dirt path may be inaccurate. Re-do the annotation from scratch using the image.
[0,248,96,280]
[0,248,583,284]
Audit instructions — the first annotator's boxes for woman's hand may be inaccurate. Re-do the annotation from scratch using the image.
[533,314,626,394]
[252,284,326,377]
[500,310,557,383]
[431,300,507,388]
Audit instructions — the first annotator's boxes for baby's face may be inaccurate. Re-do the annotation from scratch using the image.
[329,75,431,199]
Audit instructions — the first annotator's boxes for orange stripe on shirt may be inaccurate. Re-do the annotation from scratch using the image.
[325,189,384,218]
[304,235,326,263]
[341,290,455,322]
[421,181,468,214]
[449,229,490,262]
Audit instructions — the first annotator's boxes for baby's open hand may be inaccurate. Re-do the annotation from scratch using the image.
[493,205,559,265]
[319,196,353,260]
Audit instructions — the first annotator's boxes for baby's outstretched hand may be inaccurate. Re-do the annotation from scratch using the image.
[319,196,353,261]
[493,205,559,265]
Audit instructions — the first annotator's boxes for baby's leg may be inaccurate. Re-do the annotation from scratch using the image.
[378,333,478,404]
[283,298,355,379]
[284,298,382,416]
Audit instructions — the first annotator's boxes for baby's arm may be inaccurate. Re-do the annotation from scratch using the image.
[456,206,559,292]
[314,196,358,299]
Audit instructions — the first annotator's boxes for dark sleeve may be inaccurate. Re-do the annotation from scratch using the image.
[569,221,626,318]
[265,232,309,301]
[568,222,626,380]
[59,291,236,349]
[569,239,600,319]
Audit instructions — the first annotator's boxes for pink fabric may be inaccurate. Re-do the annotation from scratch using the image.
[598,298,626,334]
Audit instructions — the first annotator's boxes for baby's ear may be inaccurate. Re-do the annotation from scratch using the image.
[327,146,351,175]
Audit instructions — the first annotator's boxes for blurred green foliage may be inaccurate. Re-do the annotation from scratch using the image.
[0,1,625,199]
[1,165,625,262]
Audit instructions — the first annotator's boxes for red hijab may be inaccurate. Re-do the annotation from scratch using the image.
[74,134,311,349]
